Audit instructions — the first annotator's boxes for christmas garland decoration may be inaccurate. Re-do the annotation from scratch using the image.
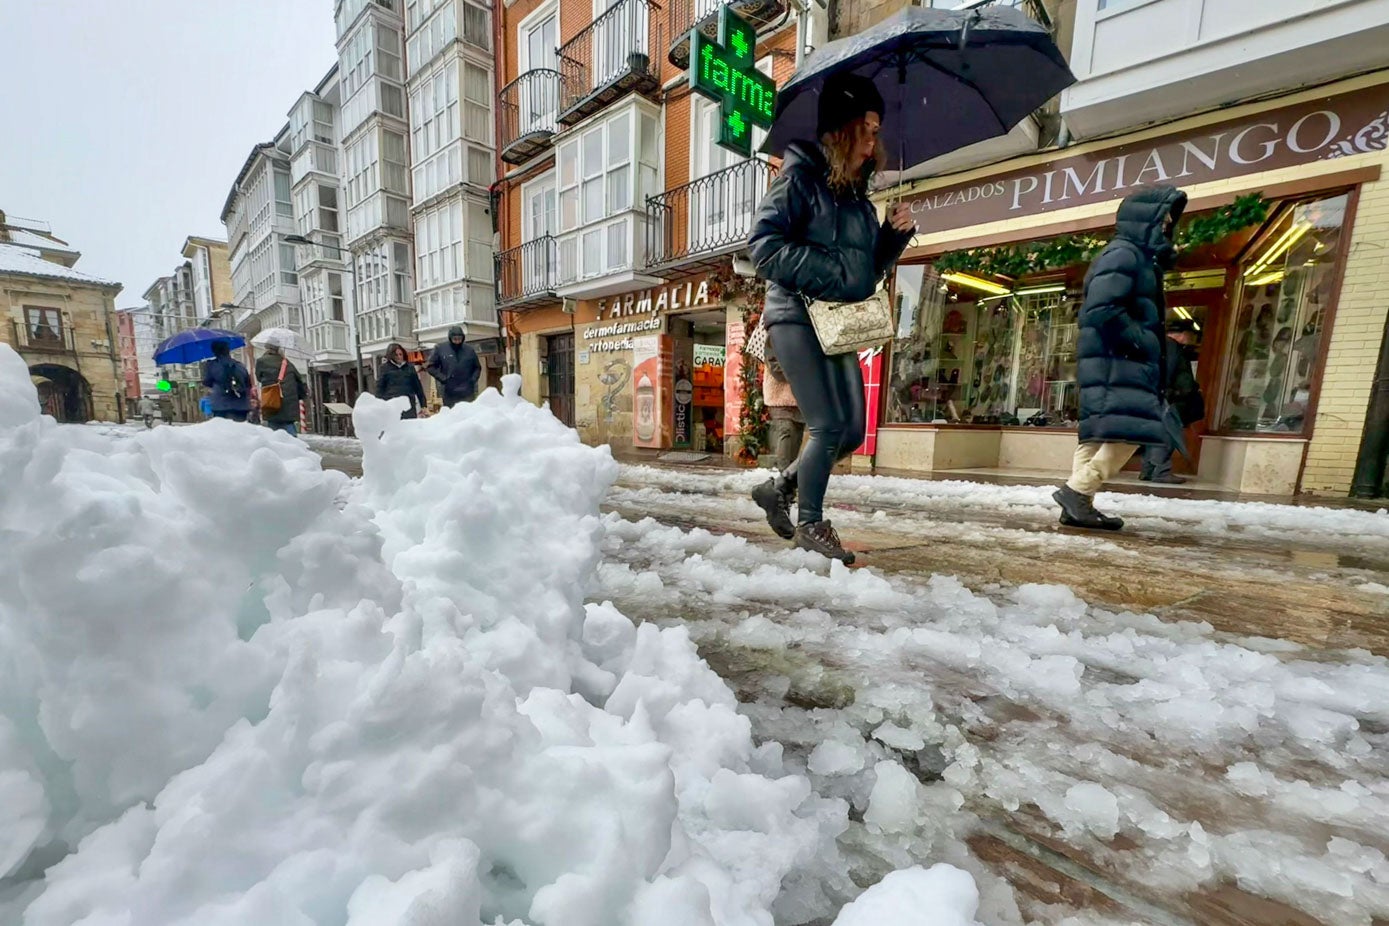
[709,266,770,465]
[933,193,1269,279]
[736,300,769,466]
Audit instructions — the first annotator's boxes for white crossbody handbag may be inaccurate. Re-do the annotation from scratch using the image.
[805,288,895,356]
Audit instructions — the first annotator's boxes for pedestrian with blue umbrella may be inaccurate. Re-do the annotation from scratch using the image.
[201,340,253,423]
[153,327,246,365]
[748,4,1075,563]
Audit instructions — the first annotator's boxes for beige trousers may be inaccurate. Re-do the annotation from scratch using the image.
[1066,442,1140,496]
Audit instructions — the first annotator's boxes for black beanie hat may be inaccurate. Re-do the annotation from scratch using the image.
[817,72,886,139]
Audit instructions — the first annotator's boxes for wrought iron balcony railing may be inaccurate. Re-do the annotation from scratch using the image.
[499,69,561,166]
[558,0,662,126]
[666,0,788,69]
[495,236,560,310]
[646,158,775,273]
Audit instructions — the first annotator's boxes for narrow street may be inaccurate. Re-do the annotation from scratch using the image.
[310,437,1389,926]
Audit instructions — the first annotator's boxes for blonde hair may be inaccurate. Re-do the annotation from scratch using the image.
[821,118,885,197]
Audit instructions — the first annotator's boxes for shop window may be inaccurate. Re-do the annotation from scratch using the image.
[1218,193,1348,434]
[888,266,1081,427]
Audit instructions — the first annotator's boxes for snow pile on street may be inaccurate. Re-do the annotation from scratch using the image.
[594,512,1389,925]
[0,343,957,925]
[831,865,982,926]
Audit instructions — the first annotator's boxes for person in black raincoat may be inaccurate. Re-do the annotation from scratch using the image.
[1054,184,1187,530]
[375,342,427,419]
[747,72,916,563]
[426,325,481,407]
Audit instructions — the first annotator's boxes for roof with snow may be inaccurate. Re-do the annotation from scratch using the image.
[0,243,120,289]
[3,227,79,256]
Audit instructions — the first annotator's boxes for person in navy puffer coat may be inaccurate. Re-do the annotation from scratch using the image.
[1054,184,1187,531]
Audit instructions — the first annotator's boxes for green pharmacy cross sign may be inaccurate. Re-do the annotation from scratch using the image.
[688,7,776,158]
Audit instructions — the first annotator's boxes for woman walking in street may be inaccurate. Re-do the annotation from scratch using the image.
[375,343,427,419]
[747,72,916,563]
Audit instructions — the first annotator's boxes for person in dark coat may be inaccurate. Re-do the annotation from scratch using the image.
[201,340,252,422]
[1054,184,1188,530]
[426,325,481,407]
[746,72,916,563]
[375,342,427,419]
[1141,317,1204,483]
[255,344,306,435]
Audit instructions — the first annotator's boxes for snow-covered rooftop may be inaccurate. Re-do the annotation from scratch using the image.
[0,243,117,287]
[3,227,78,255]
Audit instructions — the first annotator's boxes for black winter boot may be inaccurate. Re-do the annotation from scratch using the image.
[1053,485,1124,531]
[794,520,856,564]
[751,478,796,540]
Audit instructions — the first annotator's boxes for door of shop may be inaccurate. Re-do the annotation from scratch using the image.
[545,332,576,427]
[1160,285,1228,474]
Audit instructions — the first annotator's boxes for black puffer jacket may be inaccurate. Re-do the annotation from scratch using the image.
[748,142,913,327]
[1076,185,1187,446]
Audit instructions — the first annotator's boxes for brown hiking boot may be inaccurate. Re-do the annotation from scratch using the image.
[794,520,856,564]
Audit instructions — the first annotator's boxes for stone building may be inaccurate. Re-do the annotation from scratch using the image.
[0,211,125,423]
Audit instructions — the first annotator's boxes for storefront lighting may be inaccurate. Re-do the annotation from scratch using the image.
[941,272,1011,296]
[1245,270,1286,287]
[1013,284,1067,296]
[1244,222,1311,279]
[1165,269,1227,291]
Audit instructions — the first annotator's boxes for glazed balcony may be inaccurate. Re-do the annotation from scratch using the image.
[499,69,561,165]
[665,0,788,69]
[558,0,662,127]
[646,158,775,275]
[310,319,353,359]
[495,236,560,310]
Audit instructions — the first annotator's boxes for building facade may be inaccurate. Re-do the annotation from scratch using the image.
[404,0,503,397]
[335,0,418,366]
[287,66,362,428]
[222,135,303,341]
[497,0,826,454]
[495,0,1389,498]
[0,210,125,422]
[863,0,1389,498]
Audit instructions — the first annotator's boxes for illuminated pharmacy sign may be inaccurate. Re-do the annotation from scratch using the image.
[688,7,776,158]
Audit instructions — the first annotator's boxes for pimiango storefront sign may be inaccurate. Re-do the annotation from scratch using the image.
[688,6,776,157]
[583,278,714,352]
[905,81,1389,232]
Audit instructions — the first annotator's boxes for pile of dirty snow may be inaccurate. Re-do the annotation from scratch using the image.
[0,345,975,925]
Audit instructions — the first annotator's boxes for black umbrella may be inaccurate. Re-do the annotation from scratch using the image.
[762,5,1075,171]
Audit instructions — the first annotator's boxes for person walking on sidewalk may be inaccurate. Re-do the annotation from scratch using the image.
[751,344,805,540]
[137,394,158,429]
[375,343,427,419]
[748,72,916,563]
[1141,317,1205,484]
[426,325,481,408]
[255,343,306,436]
[201,340,252,423]
[1054,184,1188,530]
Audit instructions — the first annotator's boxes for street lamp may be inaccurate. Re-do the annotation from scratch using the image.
[284,234,365,393]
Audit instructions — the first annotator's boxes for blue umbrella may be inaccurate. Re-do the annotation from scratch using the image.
[762,5,1075,171]
[153,328,246,365]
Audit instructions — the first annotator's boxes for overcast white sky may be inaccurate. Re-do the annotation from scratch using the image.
[0,1,338,305]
